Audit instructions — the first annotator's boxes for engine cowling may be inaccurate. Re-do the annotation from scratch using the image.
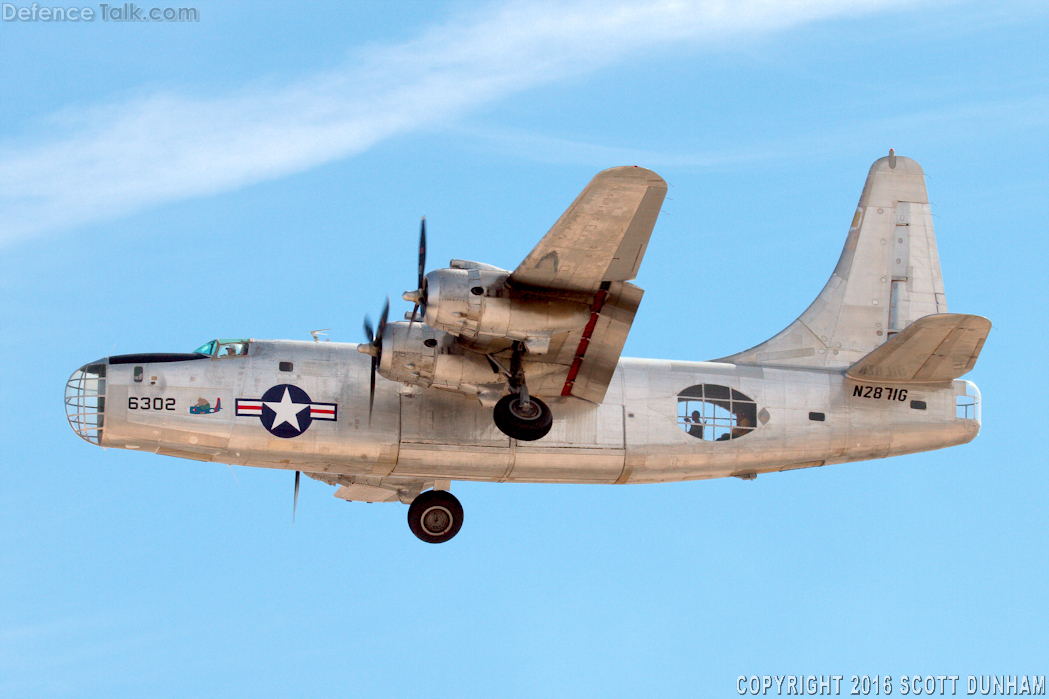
[377,321,503,394]
[376,320,568,398]
[422,265,590,352]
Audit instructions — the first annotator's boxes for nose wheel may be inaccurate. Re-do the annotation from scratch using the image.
[408,489,464,544]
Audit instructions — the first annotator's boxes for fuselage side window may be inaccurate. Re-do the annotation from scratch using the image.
[677,384,758,441]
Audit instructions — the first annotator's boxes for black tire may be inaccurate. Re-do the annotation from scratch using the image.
[407,490,464,544]
[493,394,553,441]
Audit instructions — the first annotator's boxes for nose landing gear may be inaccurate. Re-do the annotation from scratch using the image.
[407,489,464,544]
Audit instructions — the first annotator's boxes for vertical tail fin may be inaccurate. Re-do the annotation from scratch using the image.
[721,152,947,368]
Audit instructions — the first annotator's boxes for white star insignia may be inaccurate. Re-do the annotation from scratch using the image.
[265,387,307,433]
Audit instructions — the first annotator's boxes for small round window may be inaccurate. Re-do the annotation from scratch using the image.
[677,384,758,441]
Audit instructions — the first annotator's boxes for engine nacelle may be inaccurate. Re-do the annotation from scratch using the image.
[422,264,590,353]
[378,321,505,394]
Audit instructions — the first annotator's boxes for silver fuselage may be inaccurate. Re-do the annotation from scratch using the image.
[74,339,980,484]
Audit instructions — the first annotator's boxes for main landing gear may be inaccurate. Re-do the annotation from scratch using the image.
[490,341,554,442]
[493,392,552,441]
[408,489,464,544]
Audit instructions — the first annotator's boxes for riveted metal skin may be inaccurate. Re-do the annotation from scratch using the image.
[65,155,987,511]
[70,340,980,486]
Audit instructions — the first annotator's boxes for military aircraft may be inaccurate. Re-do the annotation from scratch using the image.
[66,152,989,543]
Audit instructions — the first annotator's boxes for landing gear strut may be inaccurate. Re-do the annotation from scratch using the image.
[407,489,464,544]
[492,341,553,441]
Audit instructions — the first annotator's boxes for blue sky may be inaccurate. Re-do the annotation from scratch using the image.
[2,1,1047,696]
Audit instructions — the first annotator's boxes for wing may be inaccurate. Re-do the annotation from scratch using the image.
[508,166,666,404]
[508,166,667,294]
[846,313,990,383]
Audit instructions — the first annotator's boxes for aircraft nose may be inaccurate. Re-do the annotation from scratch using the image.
[65,358,108,445]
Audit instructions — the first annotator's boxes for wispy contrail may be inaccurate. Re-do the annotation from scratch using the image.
[0,0,913,245]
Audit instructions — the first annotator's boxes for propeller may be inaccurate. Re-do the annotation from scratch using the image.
[358,297,390,423]
[403,217,427,327]
[293,470,300,523]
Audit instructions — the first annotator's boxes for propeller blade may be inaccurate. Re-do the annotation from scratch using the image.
[293,470,300,523]
[408,217,428,331]
[363,297,389,424]
[378,297,389,341]
[369,355,377,424]
[418,217,427,291]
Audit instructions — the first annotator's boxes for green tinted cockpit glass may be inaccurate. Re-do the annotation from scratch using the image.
[193,340,217,356]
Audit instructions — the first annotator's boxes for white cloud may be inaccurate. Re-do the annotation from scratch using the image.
[455,93,1049,169]
[0,0,914,245]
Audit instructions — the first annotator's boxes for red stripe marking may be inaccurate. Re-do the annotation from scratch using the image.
[562,289,608,396]
[311,408,335,415]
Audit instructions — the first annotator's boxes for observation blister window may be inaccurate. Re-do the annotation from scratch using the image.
[677,384,758,441]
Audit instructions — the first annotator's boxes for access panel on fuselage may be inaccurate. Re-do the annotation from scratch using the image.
[397,389,512,480]
[224,342,399,472]
[509,398,626,484]
[106,358,240,454]
[396,382,627,484]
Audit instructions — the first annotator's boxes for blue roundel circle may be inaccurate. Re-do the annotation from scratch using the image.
[260,384,314,439]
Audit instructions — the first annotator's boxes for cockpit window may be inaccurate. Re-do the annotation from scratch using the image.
[217,339,249,358]
[192,339,249,358]
[677,384,758,441]
[193,340,217,356]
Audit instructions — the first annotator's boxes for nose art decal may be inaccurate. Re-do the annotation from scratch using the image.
[236,384,337,438]
[189,397,222,414]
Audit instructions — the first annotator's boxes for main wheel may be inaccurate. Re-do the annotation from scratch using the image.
[493,394,553,441]
[407,490,464,544]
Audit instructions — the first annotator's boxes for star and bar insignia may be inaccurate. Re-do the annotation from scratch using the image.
[236,384,337,439]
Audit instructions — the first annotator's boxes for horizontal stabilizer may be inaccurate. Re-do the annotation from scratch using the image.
[846,313,990,383]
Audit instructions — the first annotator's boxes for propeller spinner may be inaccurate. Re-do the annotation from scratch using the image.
[359,218,424,422]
